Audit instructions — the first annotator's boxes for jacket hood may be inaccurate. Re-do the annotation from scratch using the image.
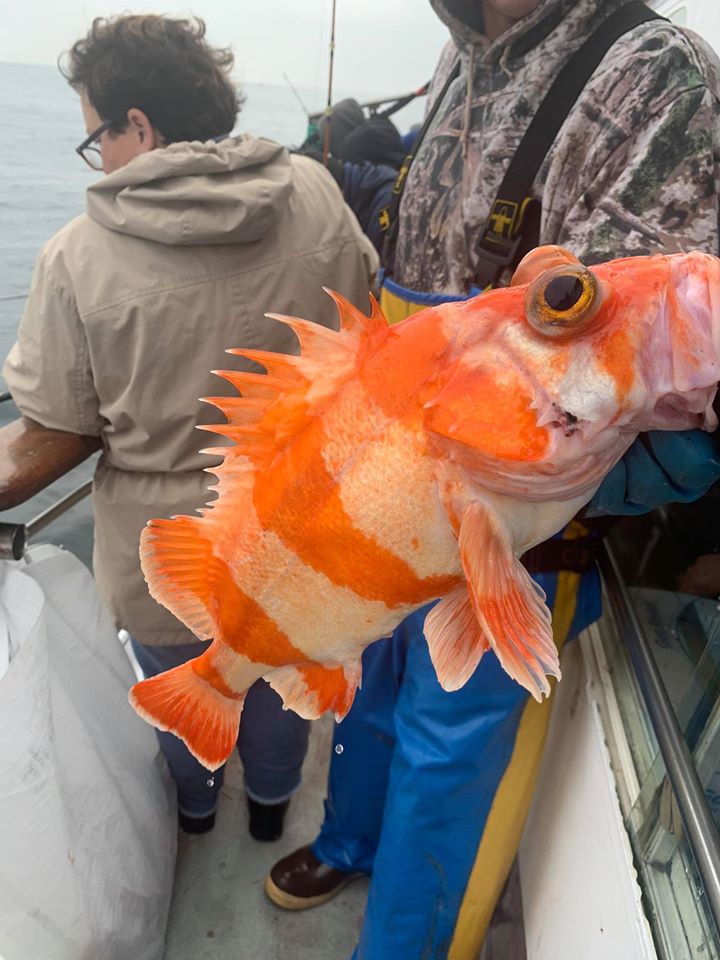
[86,135,293,246]
[429,0,624,62]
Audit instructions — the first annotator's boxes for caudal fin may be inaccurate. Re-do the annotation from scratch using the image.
[129,660,245,771]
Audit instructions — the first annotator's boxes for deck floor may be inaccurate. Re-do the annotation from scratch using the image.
[164,715,368,960]
[165,715,526,960]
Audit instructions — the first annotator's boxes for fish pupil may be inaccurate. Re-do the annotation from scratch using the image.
[543,276,584,312]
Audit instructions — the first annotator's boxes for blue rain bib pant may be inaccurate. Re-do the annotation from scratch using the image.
[313,561,600,960]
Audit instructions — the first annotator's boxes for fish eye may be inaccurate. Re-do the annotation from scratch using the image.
[526,265,600,338]
[543,275,585,311]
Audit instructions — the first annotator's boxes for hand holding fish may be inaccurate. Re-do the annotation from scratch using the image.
[130,245,720,770]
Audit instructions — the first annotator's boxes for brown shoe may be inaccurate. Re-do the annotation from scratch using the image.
[264,844,363,910]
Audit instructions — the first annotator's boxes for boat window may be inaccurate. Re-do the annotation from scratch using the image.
[593,487,720,957]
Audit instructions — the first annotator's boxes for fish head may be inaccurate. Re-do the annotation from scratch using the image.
[423,245,720,501]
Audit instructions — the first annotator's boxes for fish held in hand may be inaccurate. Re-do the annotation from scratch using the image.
[130,245,720,770]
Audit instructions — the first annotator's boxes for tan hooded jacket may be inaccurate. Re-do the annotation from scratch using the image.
[3,136,378,645]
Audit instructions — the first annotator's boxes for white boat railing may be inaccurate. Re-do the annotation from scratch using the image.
[599,541,720,937]
[0,391,93,560]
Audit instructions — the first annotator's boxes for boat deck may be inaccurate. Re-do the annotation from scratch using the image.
[165,715,525,960]
[166,716,367,960]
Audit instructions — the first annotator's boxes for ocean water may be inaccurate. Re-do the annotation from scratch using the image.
[0,61,423,564]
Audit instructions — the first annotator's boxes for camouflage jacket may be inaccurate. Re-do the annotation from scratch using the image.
[393,0,720,293]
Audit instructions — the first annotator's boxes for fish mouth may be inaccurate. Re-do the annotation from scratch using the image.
[537,401,582,439]
[556,406,579,437]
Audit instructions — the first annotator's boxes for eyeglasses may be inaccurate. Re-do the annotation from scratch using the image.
[76,120,114,170]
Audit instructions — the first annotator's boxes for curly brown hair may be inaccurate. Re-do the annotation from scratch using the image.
[60,15,240,142]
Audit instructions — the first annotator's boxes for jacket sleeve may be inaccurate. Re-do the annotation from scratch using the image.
[341,161,398,254]
[560,85,720,265]
[585,430,720,517]
[559,79,720,515]
[2,249,103,436]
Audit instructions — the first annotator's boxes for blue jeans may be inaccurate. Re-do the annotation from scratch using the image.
[131,638,310,819]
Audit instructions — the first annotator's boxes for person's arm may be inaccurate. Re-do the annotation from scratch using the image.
[341,161,398,254]
[558,51,720,515]
[561,85,720,266]
[2,247,104,437]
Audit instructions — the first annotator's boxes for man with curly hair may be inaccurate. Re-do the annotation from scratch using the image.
[3,15,378,840]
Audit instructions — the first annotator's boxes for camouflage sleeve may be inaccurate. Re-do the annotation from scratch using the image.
[569,35,720,515]
[559,82,720,263]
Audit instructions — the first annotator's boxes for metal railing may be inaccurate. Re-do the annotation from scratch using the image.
[0,391,94,559]
[0,479,94,561]
[599,542,720,934]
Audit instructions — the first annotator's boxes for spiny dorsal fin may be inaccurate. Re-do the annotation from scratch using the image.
[140,293,388,636]
[200,396,266,425]
[200,291,387,471]
[225,348,309,382]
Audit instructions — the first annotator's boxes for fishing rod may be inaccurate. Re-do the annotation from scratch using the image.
[283,72,310,120]
[322,0,338,166]
[307,84,431,124]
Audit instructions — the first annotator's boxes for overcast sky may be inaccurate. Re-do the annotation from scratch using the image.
[0,0,450,96]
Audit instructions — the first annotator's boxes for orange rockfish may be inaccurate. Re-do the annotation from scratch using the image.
[130,245,720,770]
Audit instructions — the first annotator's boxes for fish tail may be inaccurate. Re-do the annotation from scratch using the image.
[129,651,245,771]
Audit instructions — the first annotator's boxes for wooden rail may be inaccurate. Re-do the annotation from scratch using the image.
[0,417,101,511]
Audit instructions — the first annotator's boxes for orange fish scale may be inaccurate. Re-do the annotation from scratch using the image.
[191,647,244,699]
[207,552,308,666]
[251,413,461,607]
[358,308,450,418]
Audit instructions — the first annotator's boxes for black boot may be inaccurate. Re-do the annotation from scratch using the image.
[247,797,290,842]
[178,810,216,835]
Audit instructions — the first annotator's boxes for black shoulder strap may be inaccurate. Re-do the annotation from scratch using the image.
[473,0,662,289]
[380,62,460,270]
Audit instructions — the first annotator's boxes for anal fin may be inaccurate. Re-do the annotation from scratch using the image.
[423,586,490,691]
[266,660,362,722]
[459,501,560,701]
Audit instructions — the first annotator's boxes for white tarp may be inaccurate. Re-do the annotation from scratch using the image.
[0,545,176,960]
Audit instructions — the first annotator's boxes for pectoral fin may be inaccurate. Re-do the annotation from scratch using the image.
[423,586,490,691]
[458,501,560,700]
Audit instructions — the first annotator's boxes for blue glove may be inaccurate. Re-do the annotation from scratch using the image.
[586,429,720,517]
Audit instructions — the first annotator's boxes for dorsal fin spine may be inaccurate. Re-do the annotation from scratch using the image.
[212,371,289,399]
[368,293,387,329]
[321,288,387,335]
[200,397,266,423]
[264,312,344,353]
